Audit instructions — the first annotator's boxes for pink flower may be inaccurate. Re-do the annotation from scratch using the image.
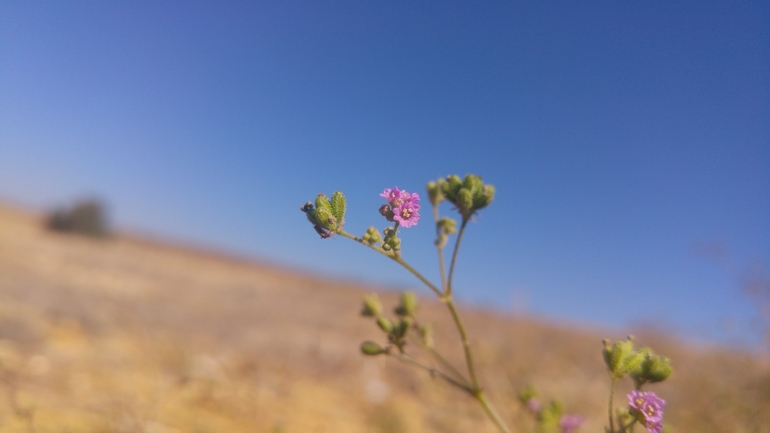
[559,414,584,433]
[381,186,421,228]
[394,201,420,228]
[526,397,542,413]
[628,390,665,433]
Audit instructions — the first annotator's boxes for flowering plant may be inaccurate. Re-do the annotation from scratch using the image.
[301,174,673,433]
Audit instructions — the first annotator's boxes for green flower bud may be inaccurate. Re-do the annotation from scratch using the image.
[437,217,457,235]
[315,193,332,216]
[383,235,401,252]
[443,175,463,202]
[632,352,672,385]
[473,184,495,210]
[330,191,346,226]
[456,188,474,215]
[395,291,418,317]
[462,174,483,196]
[377,317,394,334]
[314,207,337,230]
[361,341,386,356]
[621,349,647,378]
[361,294,383,317]
[644,355,672,383]
[395,317,413,339]
[603,336,637,378]
[427,179,446,206]
[363,226,383,244]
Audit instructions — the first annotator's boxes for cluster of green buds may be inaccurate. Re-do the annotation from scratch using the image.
[432,174,495,220]
[359,292,420,355]
[301,191,346,238]
[601,336,672,383]
[630,349,673,388]
[362,226,383,245]
[381,227,401,252]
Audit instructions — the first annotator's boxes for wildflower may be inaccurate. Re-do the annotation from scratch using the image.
[394,201,420,228]
[627,390,665,433]
[526,397,542,413]
[380,187,409,208]
[559,414,584,433]
[381,186,420,228]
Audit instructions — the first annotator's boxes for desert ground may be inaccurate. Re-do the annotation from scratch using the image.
[0,204,767,433]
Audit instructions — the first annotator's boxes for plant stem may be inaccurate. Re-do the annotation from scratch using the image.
[393,353,473,393]
[446,297,479,388]
[433,206,448,293]
[446,218,469,296]
[477,391,512,433]
[337,230,443,297]
[608,378,616,433]
[410,327,470,387]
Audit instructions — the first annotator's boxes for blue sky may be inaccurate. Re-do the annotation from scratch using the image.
[1,1,768,345]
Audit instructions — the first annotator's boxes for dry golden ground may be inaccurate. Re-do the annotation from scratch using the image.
[0,204,768,433]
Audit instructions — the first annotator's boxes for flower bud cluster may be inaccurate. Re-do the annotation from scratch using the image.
[359,291,420,355]
[362,226,383,245]
[381,227,401,252]
[301,191,346,238]
[602,337,672,383]
[630,351,673,387]
[439,174,495,220]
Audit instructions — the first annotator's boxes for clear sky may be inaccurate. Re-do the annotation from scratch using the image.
[1,1,768,345]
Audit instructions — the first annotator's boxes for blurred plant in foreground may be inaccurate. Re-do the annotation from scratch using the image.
[301,174,673,433]
[46,199,110,238]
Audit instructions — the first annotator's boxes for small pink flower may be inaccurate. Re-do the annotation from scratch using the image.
[381,186,421,228]
[526,397,542,413]
[628,390,665,433]
[393,201,420,228]
[559,414,584,433]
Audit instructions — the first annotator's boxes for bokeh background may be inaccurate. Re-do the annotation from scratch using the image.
[1,2,769,432]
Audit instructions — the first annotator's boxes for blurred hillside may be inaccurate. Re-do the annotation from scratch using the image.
[0,204,767,433]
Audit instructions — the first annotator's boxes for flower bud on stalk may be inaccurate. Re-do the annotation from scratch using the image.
[603,336,644,379]
[361,341,386,356]
[363,226,383,244]
[361,294,383,317]
[395,291,418,317]
[631,352,673,386]
[377,317,394,334]
[427,179,446,206]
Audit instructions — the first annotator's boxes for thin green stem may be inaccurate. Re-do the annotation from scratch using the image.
[433,206,448,293]
[446,298,479,388]
[477,391,512,433]
[609,378,616,433]
[393,352,473,393]
[409,327,470,387]
[446,218,469,296]
[337,230,443,297]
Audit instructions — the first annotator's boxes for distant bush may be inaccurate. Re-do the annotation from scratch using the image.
[46,200,110,238]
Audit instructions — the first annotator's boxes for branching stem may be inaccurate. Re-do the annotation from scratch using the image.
[447,218,469,296]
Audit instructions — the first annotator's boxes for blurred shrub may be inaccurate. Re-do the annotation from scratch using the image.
[46,200,110,238]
